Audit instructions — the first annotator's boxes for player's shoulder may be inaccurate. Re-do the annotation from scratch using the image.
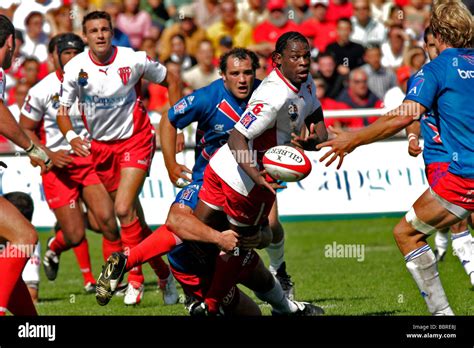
[252,70,291,103]
[63,51,88,73]
[29,72,59,97]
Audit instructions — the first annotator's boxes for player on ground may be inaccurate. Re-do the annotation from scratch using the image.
[0,14,51,316]
[193,32,328,314]
[404,27,474,284]
[19,33,123,293]
[317,0,474,315]
[57,11,180,305]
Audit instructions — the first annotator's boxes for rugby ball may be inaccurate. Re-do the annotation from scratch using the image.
[262,145,312,182]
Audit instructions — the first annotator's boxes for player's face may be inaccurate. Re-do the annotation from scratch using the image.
[275,40,310,88]
[60,48,81,68]
[424,33,438,61]
[1,34,15,70]
[222,56,255,100]
[83,18,113,57]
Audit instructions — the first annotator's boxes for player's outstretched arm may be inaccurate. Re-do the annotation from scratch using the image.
[316,100,425,169]
[57,105,90,157]
[160,70,183,106]
[165,203,239,253]
[405,120,422,157]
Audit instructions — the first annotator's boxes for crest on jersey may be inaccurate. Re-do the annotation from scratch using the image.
[288,102,298,121]
[181,187,195,201]
[78,69,88,86]
[460,54,474,65]
[51,93,60,109]
[408,78,424,96]
[118,67,132,85]
[239,111,257,129]
[174,98,188,114]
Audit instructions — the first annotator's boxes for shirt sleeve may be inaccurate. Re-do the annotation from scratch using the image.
[168,89,207,130]
[59,63,78,108]
[21,87,46,122]
[404,65,439,110]
[139,51,167,84]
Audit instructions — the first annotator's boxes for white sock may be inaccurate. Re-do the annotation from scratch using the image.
[266,238,285,274]
[434,231,449,256]
[405,245,454,315]
[451,230,474,277]
[254,279,298,314]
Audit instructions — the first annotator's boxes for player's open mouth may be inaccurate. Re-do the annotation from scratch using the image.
[297,71,309,79]
[238,86,248,93]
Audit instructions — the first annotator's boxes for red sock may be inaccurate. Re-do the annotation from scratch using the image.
[102,237,122,262]
[121,218,145,285]
[205,252,247,314]
[72,238,95,285]
[7,278,37,316]
[49,230,70,256]
[126,224,180,273]
[0,244,30,315]
[142,225,171,280]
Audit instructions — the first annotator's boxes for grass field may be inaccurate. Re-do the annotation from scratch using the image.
[34,217,474,316]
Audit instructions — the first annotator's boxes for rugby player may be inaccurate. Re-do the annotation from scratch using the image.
[317,0,474,315]
[0,14,51,316]
[19,33,122,293]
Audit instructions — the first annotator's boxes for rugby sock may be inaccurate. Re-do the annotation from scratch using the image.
[266,238,285,274]
[434,231,449,258]
[0,245,29,316]
[49,230,70,255]
[102,237,122,262]
[121,218,145,285]
[254,278,298,314]
[405,245,454,315]
[126,225,181,272]
[7,278,37,316]
[72,237,96,285]
[451,230,474,285]
[142,225,171,280]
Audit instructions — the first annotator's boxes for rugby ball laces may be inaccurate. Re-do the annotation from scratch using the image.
[262,145,312,182]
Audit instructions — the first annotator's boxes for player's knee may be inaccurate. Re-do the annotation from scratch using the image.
[393,220,410,246]
[63,231,84,247]
[114,201,134,221]
[450,219,468,233]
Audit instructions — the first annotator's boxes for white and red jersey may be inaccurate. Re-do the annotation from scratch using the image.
[21,71,87,152]
[0,68,6,102]
[59,46,167,142]
[209,69,321,196]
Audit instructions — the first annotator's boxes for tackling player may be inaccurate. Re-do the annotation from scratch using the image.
[57,11,180,305]
[0,14,51,316]
[404,27,474,284]
[317,0,474,315]
[19,33,123,293]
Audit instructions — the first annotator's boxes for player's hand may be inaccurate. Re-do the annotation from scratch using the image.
[168,163,192,187]
[239,226,272,250]
[291,123,318,150]
[26,142,53,174]
[216,230,239,254]
[176,132,185,153]
[316,126,356,169]
[70,137,91,157]
[50,149,74,168]
[408,135,422,157]
[256,170,286,195]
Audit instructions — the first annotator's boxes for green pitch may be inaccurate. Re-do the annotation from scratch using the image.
[35,217,474,316]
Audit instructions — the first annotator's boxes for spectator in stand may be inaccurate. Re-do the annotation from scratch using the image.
[71,0,96,35]
[8,80,31,122]
[317,52,346,99]
[313,76,353,129]
[207,0,254,58]
[116,0,154,49]
[104,2,133,48]
[168,33,197,71]
[237,0,269,26]
[395,45,426,82]
[301,0,337,54]
[20,12,49,63]
[256,53,269,80]
[325,17,365,76]
[252,0,299,57]
[381,24,411,70]
[361,44,397,100]
[48,5,73,37]
[195,0,220,29]
[141,0,170,30]
[12,0,61,33]
[336,68,383,126]
[350,0,386,47]
[18,58,41,88]
[164,0,193,21]
[325,0,353,24]
[183,39,220,91]
[403,0,430,40]
[287,0,312,24]
[218,35,233,56]
[385,5,404,27]
[158,4,207,62]
[5,29,25,93]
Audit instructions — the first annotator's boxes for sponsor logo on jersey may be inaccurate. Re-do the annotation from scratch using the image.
[415,69,424,77]
[214,123,224,132]
[187,95,195,104]
[457,69,474,79]
[239,111,257,129]
[51,93,60,109]
[408,78,424,96]
[174,98,188,114]
[78,69,88,86]
[118,67,132,85]
[288,102,298,121]
[99,67,109,75]
[181,187,195,201]
[460,54,474,65]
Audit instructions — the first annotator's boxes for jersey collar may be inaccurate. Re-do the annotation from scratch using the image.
[275,68,299,94]
[55,69,64,82]
[88,46,118,66]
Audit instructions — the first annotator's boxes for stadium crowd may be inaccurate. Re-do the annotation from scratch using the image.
[1,0,470,152]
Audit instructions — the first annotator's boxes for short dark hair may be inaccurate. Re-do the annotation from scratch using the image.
[272,31,309,67]
[337,17,352,27]
[364,44,381,53]
[317,51,336,62]
[0,15,15,48]
[219,47,259,74]
[25,11,43,26]
[3,192,34,222]
[82,11,113,33]
[423,26,434,44]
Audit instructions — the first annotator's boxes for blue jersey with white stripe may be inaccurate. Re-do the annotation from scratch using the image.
[168,78,260,183]
[405,48,474,178]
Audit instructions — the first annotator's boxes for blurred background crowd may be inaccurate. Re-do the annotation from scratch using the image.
[0,0,473,152]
